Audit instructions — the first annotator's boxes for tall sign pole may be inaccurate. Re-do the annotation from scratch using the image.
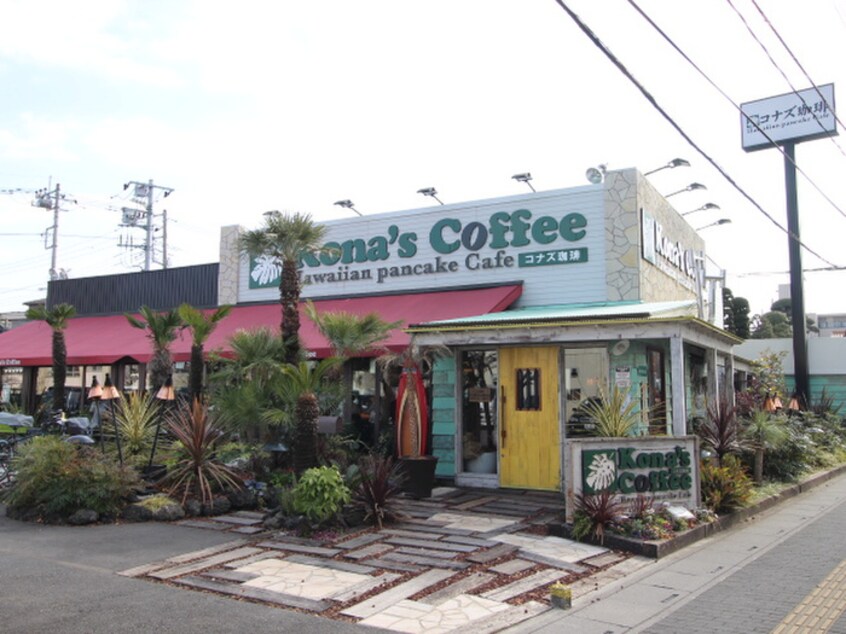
[783,142,809,404]
[741,84,838,407]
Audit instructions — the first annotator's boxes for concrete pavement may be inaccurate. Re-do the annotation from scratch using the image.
[507,471,846,633]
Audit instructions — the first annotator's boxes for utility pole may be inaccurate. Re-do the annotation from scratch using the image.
[121,179,173,271]
[33,181,75,281]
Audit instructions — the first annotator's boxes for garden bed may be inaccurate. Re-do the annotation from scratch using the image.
[549,463,846,559]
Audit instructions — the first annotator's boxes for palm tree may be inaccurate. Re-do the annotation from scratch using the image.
[125,306,183,393]
[208,328,289,443]
[26,303,76,414]
[742,410,789,483]
[281,359,343,474]
[239,211,328,364]
[305,300,402,359]
[178,303,232,404]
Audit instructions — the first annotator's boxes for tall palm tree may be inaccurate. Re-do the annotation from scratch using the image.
[177,303,232,404]
[125,306,182,393]
[239,211,328,364]
[26,303,76,413]
[281,359,343,474]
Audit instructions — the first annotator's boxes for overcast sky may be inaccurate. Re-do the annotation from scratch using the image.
[2,0,845,318]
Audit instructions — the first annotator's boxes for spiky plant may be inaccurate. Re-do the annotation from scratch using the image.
[742,410,789,483]
[26,303,76,414]
[115,392,160,459]
[573,490,625,544]
[164,401,242,506]
[353,453,406,529]
[698,397,741,465]
[581,387,642,437]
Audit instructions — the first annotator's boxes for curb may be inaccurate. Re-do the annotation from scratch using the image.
[548,463,846,559]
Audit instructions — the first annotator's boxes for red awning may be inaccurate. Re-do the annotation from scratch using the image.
[0,284,522,367]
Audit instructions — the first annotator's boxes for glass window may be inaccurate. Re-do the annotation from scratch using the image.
[461,350,498,473]
[515,368,541,411]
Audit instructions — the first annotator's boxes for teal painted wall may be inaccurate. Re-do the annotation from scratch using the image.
[785,375,846,414]
[430,356,457,476]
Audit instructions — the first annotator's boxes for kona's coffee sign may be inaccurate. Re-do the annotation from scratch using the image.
[566,436,699,522]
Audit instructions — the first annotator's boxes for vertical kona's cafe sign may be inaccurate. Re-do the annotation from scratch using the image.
[566,436,700,522]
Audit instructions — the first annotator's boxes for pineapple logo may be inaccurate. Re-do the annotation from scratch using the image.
[582,449,618,494]
[250,255,282,288]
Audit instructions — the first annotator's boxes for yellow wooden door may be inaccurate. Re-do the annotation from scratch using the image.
[499,346,561,490]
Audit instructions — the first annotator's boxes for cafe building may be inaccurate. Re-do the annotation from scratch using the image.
[0,167,739,495]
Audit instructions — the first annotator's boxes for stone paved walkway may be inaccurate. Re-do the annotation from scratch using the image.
[124,488,649,633]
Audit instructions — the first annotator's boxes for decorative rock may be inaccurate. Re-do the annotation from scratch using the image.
[228,488,258,510]
[121,504,154,522]
[152,503,185,522]
[184,499,203,517]
[68,509,99,525]
[204,496,231,516]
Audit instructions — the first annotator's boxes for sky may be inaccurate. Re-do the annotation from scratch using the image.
[1,0,846,319]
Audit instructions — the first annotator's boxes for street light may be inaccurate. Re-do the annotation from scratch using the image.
[511,173,536,192]
[417,187,444,205]
[682,203,721,217]
[333,200,363,216]
[665,182,707,198]
[696,218,732,231]
[644,158,690,176]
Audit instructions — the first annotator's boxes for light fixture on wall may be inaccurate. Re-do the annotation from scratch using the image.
[585,164,607,184]
[682,203,721,217]
[417,187,444,205]
[511,172,536,192]
[333,199,363,216]
[665,182,707,198]
[644,158,690,176]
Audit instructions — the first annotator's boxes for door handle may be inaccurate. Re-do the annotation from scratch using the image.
[500,385,506,448]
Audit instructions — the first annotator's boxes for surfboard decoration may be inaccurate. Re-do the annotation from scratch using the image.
[396,364,428,457]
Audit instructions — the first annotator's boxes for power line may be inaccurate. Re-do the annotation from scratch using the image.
[747,0,846,141]
[627,0,846,224]
[551,0,839,269]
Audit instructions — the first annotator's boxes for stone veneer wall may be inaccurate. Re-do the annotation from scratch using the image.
[218,225,241,306]
[637,173,704,302]
[604,169,641,301]
[430,356,457,477]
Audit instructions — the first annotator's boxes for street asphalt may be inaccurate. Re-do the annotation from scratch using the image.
[0,508,370,633]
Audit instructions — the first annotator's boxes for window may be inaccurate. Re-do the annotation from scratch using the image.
[516,368,541,410]
[461,350,498,473]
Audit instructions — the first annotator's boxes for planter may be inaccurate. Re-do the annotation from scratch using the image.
[397,455,439,499]
[465,450,497,474]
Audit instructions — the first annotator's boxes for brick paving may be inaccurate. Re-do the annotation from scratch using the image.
[125,487,639,633]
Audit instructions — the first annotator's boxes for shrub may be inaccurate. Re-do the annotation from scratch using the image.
[3,436,139,519]
[293,465,350,524]
[573,490,625,544]
[700,455,752,513]
[163,401,243,505]
[353,453,405,529]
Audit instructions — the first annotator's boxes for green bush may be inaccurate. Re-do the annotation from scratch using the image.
[292,465,350,524]
[3,436,139,519]
[754,411,846,482]
[700,455,753,514]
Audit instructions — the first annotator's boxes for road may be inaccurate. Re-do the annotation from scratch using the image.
[0,508,366,634]
[512,470,846,633]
